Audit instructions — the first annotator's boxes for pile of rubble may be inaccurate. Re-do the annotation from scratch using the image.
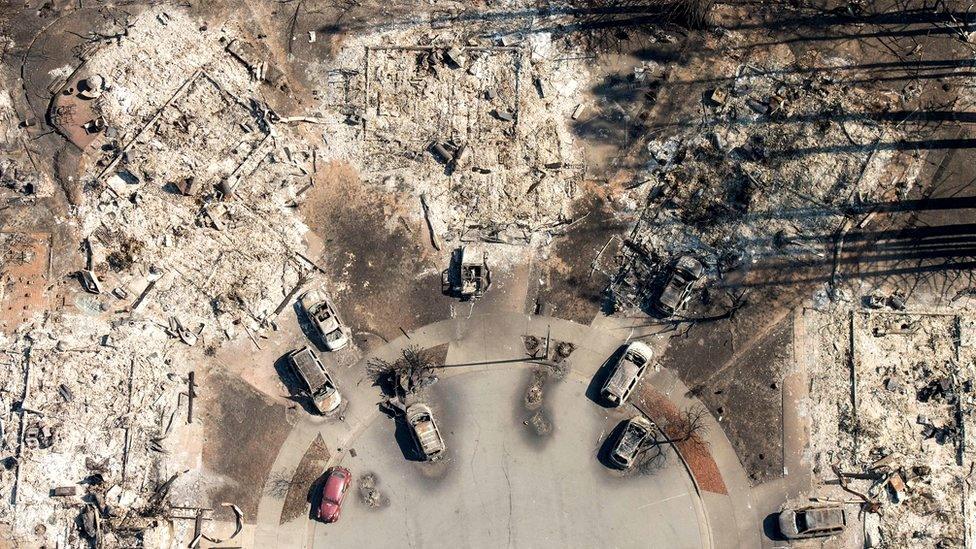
[307,28,589,245]
[0,313,191,546]
[5,6,597,540]
[0,89,51,200]
[601,52,923,310]
[1,6,324,544]
[806,308,976,547]
[73,7,326,344]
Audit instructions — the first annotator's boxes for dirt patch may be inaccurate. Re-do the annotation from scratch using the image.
[427,343,449,367]
[662,296,795,484]
[299,161,448,344]
[536,191,631,323]
[0,232,50,334]
[635,384,727,495]
[280,435,330,524]
[693,317,790,484]
[200,366,291,521]
[301,22,591,247]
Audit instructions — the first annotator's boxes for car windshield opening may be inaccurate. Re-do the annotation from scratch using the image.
[796,512,808,532]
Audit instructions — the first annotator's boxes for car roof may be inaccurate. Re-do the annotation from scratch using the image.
[323,468,348,500]
[608,345,649,389]
[303,289,339,313]
[606,361,639,394]
[291,347,328,389]
[406,404,444,453]
[676,255,703,272]
[308,298,340,330]
[659,282,684,304]
[802,507,845,530]
[617,417,652,453]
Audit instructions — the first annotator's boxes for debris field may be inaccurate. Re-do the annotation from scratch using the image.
[2,1,976,548]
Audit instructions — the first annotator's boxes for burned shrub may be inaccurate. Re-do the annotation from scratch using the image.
[367,345,440,400]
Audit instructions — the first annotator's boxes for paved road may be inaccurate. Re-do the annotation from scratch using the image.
[311,368,703,549]
[254,311,760,549]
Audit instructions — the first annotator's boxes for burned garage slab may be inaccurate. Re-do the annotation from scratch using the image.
[200,367,293,521]
[319,36,589,245]
[358,43,581,241]
[666,312,792,485]
[363,45,523,148]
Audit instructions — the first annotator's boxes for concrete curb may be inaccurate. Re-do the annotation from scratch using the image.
[253,311,756,548]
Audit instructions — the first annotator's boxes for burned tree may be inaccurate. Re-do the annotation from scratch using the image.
[668,0,715,29]
[367,345,441,406]
[265,468,302,499]
[635,405,709,475]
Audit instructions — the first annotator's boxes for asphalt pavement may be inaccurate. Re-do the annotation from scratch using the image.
[251,310,762,548]
[311,368,703,549]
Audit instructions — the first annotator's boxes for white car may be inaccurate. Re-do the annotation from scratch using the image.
[779,506,846,539]
[299,288,350,351]
[601,341,653,406]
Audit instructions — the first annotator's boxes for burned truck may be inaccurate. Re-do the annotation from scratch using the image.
[442,247,491,300]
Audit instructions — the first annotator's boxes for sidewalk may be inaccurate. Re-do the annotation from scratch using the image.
[252,311,759,548]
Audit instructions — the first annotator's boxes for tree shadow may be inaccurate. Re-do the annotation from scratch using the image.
[306,470,328,522]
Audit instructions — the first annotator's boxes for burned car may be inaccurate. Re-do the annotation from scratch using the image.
[654,255,704,316]
[405,403,446,460]
[300,288,350,351]
[601,341,652,406]
[288,346,342,414]
[442,247,491,300]
[778,505,847,539]
[609,415,655,469]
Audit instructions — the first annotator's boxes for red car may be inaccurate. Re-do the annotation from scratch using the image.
[317,466,351,523]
